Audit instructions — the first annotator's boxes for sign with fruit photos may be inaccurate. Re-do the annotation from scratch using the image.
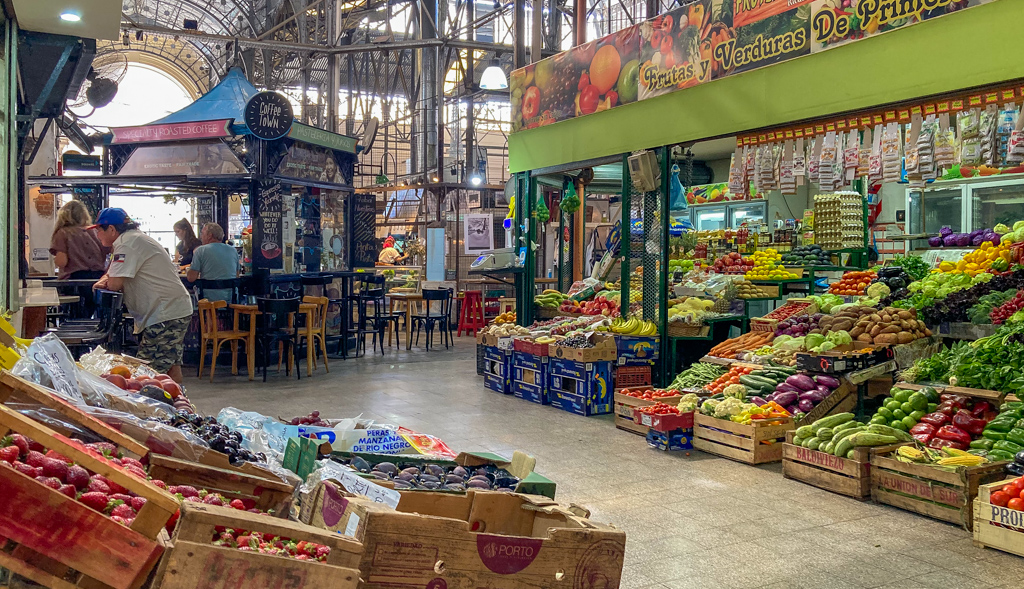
[637,2,714,100]
[809,0,993,53]
[510,26,641,132]
[717,3,811,76]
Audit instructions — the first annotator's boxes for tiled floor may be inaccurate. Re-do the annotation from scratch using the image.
[186,343,1024,588]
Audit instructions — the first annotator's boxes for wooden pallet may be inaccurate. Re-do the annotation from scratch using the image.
[972,478,1023,557]
[692,413,794,465]
[870,451,1008,530]
[782,431,904,499]
[0,404,180,589]
[147,454,296,516]
[150,502,362,589]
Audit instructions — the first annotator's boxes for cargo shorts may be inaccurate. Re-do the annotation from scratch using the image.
[137,316,190,373]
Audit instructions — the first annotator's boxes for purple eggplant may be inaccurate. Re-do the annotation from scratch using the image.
[748,396,768,407]
[800,390,826,403]
[815,385,833,397]
[785,374,817,391]
[813,375,841,389]
[775,382,802,394]
[786,403,801,415]
[773,391,799,407]
[798,399,816,413]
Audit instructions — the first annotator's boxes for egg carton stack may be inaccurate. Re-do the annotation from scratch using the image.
[813,191,864,250]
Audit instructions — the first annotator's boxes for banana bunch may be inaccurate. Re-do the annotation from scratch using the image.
[608,316,658,336]
[534,290,567,309]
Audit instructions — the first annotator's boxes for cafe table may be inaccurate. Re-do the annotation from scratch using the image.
[229,301,319,377]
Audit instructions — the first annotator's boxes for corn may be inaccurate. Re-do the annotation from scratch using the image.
[936,455,987,466]
[898,446,926,461]
[942,447,973,458]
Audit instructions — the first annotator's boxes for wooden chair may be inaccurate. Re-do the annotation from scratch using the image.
[197,299,255,381]
[299,295,330,376]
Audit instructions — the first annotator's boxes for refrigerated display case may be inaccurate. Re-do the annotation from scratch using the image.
[688,201,767,230]
[692,205,727,230]
[906,175,1024,249]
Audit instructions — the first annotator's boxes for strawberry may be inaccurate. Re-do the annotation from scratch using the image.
[111,516,131,526]
[40,458,69,482]
[295,554,311,560]
[238,546,254,552]
[110,493,133,503]
[247,508,261,514]
[124,466,147,480]
[202,494,224,506]
[85,442,118,456]
[120,457,144,470]
[7,434,29,457]
[79,492,112,512]
[36,476,62,490]
[45,450,72,464]
[150,479,167,489]
[24,450,46,468]
[57,484,77,498]
[90,474,125,495]
[0,446,18,464]
[236,535,251,547]
[229,499,246,510]
[315,545,330,560]
[184,495,202,503]
[130,496,147,511]
[86,477,111,494]
[296,541,308,554]
[240,498,256,510]
[27,440,44,453]
[164,509,180,534]
[65,465,90,490]
[169,485,199,498]
[110,504,136,519]
[14,462,40,478]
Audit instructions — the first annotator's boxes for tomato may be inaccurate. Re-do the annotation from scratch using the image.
[991,491,1011,507]
[1008,497,1024,511]
[1009,479,1024,496]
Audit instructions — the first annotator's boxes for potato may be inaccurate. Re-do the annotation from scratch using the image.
[916,319,927,331]
[856,333,874,343]
[869,313,881,323]
[896,331,916,344]
[875,333,898,345]
[897,310,913,320]
[869,324,883,337]
[880,313,892,323]
[833,319,854,332]
[881,325,902,334]
[924,328,933,336]
[900,320,915,331]
[850,326,865,338]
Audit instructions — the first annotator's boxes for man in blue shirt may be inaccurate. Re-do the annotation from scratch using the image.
[187,223,239,302]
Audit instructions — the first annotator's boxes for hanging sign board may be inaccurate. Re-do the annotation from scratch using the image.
[110,119,233,144]
[349,192,378,268]
[288,122,358,154]
[252,179,284,269]
[244,91,294,141]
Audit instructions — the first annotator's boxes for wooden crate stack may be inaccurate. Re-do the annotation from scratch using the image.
[692,413,794,465]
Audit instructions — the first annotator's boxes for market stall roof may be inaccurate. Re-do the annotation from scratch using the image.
[138,66,257,131]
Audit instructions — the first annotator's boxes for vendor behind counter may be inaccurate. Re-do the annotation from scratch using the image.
[378,235,408,265]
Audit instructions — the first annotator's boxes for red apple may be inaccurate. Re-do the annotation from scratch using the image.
[126,379,143,391]
[522,86,541,120]
[162,381,182,399]
[140,378,164,390]
[102,373,128,390]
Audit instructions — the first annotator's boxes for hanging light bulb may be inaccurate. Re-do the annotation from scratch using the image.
[479,58,507,90]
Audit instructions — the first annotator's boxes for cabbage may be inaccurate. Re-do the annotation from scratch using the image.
[866,282,890,299]
[805,333,826,350]
[772,334,793,345]
[995,223,1010,234]
[943,234,958,246]
[1015,221,1024,231]
[813,341,836,352]
[827,330,853,345]
[972,233,987,246]
[956,233,971,246]
[777,336,806,351]
[928,236,943,247]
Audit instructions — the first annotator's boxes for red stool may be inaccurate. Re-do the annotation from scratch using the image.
[457,290,487,336]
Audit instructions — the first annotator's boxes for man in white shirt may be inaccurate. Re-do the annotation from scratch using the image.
[91,208,193,383]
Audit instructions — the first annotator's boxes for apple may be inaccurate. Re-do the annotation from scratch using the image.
[162,381,182,399]
[140,378,165,390]
[126,379,142,391]
[574,41,597,66]
[578,85,600,115]
[616,60,639,104]
[533,59,554,91]
[102,373,128,390]
[522,86,541,120]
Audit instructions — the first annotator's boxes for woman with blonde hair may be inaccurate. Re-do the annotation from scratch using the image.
[173,218,202,266]
[50,199,107,280]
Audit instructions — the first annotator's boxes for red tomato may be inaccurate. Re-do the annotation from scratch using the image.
[1008,497,1024,511]
[991,491,1011,507]
[1010,479,1024,496]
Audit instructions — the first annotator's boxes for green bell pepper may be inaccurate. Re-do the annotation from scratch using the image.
[992,440,1024,455]
[985,418,1017,433]
[983,429,1008,441]
[970,438,995,451]
[1016,418,1024,429]
[1000,401,1024,413]
[1007,428,1024,447]
[987,449,1016,462]
[968,449,990,457]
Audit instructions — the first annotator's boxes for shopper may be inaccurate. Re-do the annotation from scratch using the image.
[50,200,109,317]
[378,236,408,265]
[173,218,202,267]
[187,222,239,303]
[92,208,193,383]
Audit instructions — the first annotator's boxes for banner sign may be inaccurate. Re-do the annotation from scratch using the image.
[511,0,992,133]
[110,119,232,144]
[288,122,358,154]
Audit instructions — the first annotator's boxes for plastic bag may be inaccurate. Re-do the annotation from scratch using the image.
[75,404,211,462]
[12,334,83,403]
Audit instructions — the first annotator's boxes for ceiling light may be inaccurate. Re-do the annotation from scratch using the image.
[470,174,483,186]
[431,176,440,182]
[60,12,81,22]
[480,59,507,90]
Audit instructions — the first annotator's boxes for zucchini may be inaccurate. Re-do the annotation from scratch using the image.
[811,412,855,433]
[866,424,913,443]
[832,426,866,445]
[805,437,822,450]
[766,362,798,374]
[795,425,814,438]
[834,420,862,432]
[793,435,807,447]
[833,436,855,457]
[823,441,836,454]
[816,427,835,441]
[847,432,900,447]
[846,449,856,459]
[740,375,778,389]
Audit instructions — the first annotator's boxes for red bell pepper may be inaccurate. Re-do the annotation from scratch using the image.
[940,393,972,406]
[928,437,968,451]
[919,412,951,427]
[971,401,994,418]
[953,409,988,436]
[937,400,963,416]
[913,432,935,444]
[936,424,972,446]
[910,422,936,444]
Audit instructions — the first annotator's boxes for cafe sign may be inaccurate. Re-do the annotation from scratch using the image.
[244,91,294,141]
[110,119,233,144]
[288,122,358,153]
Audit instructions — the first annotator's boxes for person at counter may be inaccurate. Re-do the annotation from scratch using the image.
[91,208,193,383]
[173,219,201,267]
[50,200,109,317]
[186,222,239,302]
[378,236,408,265]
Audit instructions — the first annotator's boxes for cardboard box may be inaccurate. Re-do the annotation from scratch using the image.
[613,335,659,365]
[548,358,613,416]
[646,428,693,451]
[306,486,625,589]
[483,345,513,394]
[513,352,549,404]
[632,408,694,432]
[547,333,616,363]
[513,337,550,357]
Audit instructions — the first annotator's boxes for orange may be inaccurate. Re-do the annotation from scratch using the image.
[589,45,622,95]
[109,365,132,378]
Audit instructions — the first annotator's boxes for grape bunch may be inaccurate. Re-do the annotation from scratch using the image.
[562,333,594,349]
[545,64,580,115]
[289,411,329,427]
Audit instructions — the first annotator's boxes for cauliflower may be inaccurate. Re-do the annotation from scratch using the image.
[723,384,747,399]
[866,282,891,299]
[714,397,744,418]
[678,393,700,413]
[700,399,720,416]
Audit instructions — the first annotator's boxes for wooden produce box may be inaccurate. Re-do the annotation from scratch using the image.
[748,317,778,333]
[147,454,297,516]
[0,404,180,589]
[613,389,681,436]
[150,502,362,589]
[782,431,904,499]
[870,451,1008,530]
[307,485,625,589]
[692,413,794,465]
[795,382,856,427]
[972,478,1024,557]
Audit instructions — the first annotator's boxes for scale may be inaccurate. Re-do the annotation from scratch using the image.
[470,247,523,271]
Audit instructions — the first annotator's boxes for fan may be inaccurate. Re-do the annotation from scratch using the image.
[67,50,128,117]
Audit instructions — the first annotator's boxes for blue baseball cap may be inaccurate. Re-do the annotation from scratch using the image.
[87,208,131,229]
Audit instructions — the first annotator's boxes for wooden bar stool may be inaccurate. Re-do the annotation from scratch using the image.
[198,299,255,381]
[298,296,330,375]
[457,290,486,337]
[498,297,516,314]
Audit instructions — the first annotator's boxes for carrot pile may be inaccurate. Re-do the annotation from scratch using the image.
[708,331,774,359]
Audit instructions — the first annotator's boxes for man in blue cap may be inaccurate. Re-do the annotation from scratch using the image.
[91,208,193,383]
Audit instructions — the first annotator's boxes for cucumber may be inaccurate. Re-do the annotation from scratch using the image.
[795,425,814,438]
[847,432,900,447]
[834,436,857,457]
[832,426,866,445]
[823,440,836,454]
[866,423,913,443]
[793,436,807,447]
[811,412,855,433]
[740,375,778,388]
[816,427,834,441]
[805,437,822,450]
[834,421,861,433]
[846,449,856,459]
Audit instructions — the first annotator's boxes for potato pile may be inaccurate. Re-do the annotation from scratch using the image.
[816,305,931,345]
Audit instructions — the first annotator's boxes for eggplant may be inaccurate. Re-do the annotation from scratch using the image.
[815,385,833,397]
[749,396,768,407]
[1006,462,1024,477]
[799,390,826,403]
[773,391,799,407]
[775,382,802,394]
[786,403,801,415]
[814,374,841,389]
[785,374,817,391]
[798,399,816,413]
[1016,450,1024,465]
[877,267,904,278]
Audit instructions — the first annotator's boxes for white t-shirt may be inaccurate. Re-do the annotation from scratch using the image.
[378,247,401,264]
[107,230,193,333]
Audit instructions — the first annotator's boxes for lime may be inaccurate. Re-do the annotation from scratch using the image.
[909,392,928,411]
[886,400,902,412]
[927,403,938,413]
[902,416,918,429]
[909,410,926,421]
[890,419,909,432]
[870,415,889,425]
[900,402,915,415]
[877,407,894,420]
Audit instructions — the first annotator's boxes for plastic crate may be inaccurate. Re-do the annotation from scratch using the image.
[613,365,652,388]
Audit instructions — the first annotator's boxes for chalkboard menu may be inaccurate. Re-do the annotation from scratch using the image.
[196,195,214,226]
[350,191,377,268]
[252,179,284,269]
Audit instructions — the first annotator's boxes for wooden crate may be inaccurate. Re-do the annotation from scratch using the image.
[692,413,794,465]
[0,370,149,459]
[613,390,681,437]
[782,431,904,499]
[150,502,362,589]
[0,404,180,589]
[972,478,1024,557]
[870,451,1008,530]
[147,454,296,516]
[795,382,856,427]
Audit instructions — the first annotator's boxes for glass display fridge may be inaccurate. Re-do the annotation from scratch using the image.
[688,201,767,230]
[906,175,1024,248]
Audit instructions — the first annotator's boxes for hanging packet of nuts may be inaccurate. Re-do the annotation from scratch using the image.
[868,125,883,184]
[959,109,982,166]
[934,113,956,169]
